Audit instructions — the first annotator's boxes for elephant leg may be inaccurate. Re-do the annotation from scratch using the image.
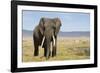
[52,47,56,57]
[49,42,52,57]
[34,42,39,56]
[54,46,56,56]
[44,47,47,57]
[54,39,57,56]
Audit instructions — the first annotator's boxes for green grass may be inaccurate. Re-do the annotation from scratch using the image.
[22,37,90,62]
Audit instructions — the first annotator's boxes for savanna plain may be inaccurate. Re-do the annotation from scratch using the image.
[22,36,90,62]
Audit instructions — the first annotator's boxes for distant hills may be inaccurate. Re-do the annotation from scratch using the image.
[58,31,90,37]
[23,30,32,37]
[22,30,90,37]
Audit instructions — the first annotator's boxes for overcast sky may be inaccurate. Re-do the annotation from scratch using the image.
[22,10,90,32]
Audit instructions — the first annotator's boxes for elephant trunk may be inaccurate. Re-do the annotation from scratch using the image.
[41,36,45,47]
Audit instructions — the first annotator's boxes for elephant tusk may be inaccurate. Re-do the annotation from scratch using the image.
[53,35,55,46]
[41,36,45,47]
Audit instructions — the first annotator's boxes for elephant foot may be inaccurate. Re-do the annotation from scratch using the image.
[52,51,55,57]
[34,48,39,56]
[34,55,38,56]
[34,53,39,56]
[52,53,56,57]
[52,55,54,57]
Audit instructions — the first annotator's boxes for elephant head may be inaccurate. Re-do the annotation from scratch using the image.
[38,17,61,47]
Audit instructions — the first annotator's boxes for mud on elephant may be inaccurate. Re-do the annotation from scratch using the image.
[33,17,61,59]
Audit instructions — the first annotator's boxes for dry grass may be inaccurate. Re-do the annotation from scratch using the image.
[22,37,90,62]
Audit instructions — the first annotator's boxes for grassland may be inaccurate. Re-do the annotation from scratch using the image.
[22,37,90,62]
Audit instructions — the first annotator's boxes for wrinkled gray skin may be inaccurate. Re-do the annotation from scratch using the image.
[33,17,61,59]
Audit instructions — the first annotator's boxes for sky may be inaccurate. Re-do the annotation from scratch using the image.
[22,10,90,32]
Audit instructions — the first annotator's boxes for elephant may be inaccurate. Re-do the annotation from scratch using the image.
[33,17,61,59]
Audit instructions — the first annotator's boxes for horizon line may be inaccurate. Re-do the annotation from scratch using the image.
[23,29,90,32]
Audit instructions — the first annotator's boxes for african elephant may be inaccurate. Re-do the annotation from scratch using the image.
[33,17,61,59]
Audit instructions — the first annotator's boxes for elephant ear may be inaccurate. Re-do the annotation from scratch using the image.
[39,18,45,35]
[54,18,61,35]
